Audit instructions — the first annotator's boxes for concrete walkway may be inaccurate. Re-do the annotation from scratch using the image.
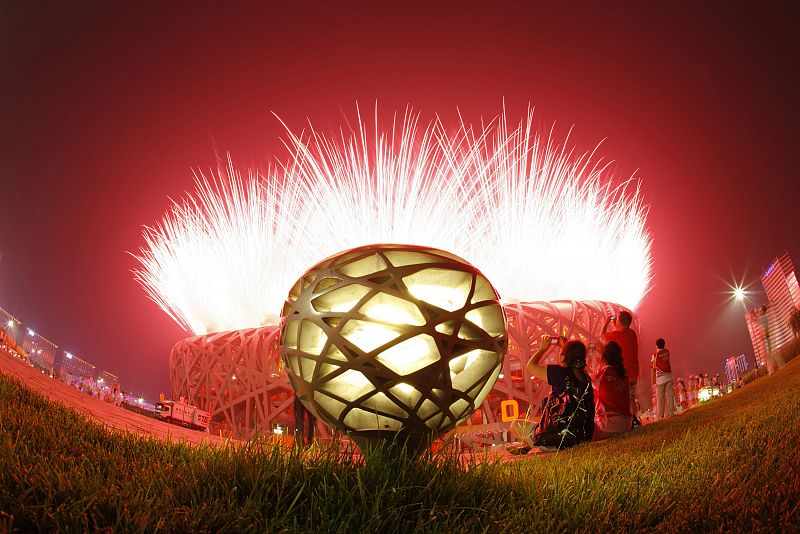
[0,348,239,448]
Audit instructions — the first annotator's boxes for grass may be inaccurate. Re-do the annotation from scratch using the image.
[2,358,800,533]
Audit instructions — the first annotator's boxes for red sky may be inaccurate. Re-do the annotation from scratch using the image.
[1,2,798,398]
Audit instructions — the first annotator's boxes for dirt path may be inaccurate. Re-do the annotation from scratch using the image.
[0,348,239,448]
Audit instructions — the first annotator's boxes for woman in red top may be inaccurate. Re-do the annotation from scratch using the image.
[593,341,632,440]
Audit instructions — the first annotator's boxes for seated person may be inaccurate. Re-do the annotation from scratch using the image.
[526,335,595,447]
[592,341,632,440]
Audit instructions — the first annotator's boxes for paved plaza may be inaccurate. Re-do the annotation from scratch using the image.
[0,348,237,448]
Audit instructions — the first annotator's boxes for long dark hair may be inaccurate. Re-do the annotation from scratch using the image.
[602,341,627,379]
[563,340,587,369]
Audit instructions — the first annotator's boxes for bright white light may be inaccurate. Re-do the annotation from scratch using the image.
[361,298,424,326]
[394,382,415,394]
[6,320,14,328]
[340,320,400,353]
[733,286,745,301]
[406,284,468,312]
[98,378,104,383]
[138,397,144,404]
[66,352,73,359]
[274,425,284,435]
[133,109,653,334]
[698,387,712,403]
[375,335,439,376]
[27,329,35,337]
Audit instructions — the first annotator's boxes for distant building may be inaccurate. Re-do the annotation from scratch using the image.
[746,251,800,368]
[725,354,749,383]
[56,350,96,385]
[0,307,22,345]
[745,310,769,368]
[761,251,800,347]
[21,329,58,375]
[98,370,119,386]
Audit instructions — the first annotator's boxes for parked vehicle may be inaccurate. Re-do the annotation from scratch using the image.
[154,397,211,431]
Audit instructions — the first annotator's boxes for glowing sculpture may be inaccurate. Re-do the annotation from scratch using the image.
[280,244,508,450]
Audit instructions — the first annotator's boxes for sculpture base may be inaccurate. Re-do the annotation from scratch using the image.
[349,429,434,458]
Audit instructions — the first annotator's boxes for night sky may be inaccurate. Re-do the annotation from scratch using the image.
[1,2,798,399]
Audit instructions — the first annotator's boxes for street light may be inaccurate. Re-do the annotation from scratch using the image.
[733,286,745,302]
[730,281,753,312]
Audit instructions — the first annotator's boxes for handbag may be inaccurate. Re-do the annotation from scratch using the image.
[532,371,592,449]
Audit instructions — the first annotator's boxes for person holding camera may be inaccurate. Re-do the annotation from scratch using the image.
[601,311,640,419]
[526,335,595,448]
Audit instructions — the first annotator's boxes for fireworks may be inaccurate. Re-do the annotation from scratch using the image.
[133,108,653,335]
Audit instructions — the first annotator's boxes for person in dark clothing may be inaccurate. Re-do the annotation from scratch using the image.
[293,394,316,447]
[527,335,595,445]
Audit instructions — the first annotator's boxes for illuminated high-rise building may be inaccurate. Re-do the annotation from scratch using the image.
[744,310,768,368]
[761,252,800,346]
[725,354,749,383]
[746,251,800,368]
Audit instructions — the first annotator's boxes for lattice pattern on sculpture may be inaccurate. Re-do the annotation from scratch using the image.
[280,244,508,441]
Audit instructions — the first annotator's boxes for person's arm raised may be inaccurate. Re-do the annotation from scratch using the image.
[602,314,613,333]
[527,335,554,381]
[650,352,657,387]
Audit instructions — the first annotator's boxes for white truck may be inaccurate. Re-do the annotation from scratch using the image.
[154,397,211,431]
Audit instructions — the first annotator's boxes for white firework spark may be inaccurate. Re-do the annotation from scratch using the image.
[132,108,653,335]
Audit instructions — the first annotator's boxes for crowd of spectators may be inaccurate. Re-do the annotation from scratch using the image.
[512,311,739,452]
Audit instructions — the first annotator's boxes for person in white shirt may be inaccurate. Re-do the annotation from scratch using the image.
[650,338,674,420]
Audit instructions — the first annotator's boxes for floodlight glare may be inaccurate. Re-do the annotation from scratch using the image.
[280,244,508,451]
